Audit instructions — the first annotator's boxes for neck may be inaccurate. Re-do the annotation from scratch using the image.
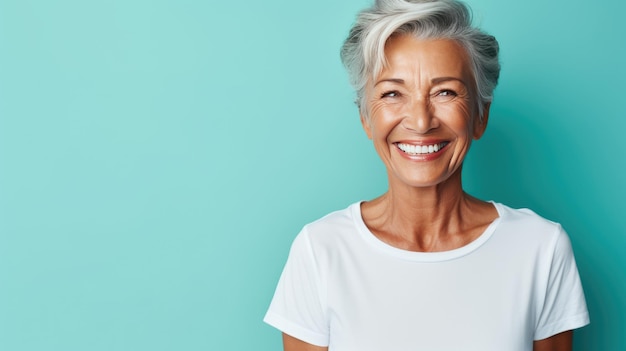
[363,170,490,252]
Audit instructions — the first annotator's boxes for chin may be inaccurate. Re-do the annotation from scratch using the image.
[389,167,463,189]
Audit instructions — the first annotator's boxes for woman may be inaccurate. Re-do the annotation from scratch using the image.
[265,0,589,350]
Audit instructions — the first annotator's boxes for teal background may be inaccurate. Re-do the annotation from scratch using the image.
[0,0,623,350]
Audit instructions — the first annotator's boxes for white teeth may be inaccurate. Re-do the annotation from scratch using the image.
[396,142,447,155]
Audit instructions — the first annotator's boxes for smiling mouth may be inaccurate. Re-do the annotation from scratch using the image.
[395,142,449,155]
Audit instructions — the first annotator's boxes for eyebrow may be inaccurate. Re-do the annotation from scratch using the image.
[431,77,468,86]
[374,78,405,86]
[374,76,468,87]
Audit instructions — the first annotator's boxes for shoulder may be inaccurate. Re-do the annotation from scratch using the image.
[495,203,558,226]
[488,202,575,261]
[494,202,564,239]
[305,202,360,235]
[290,202,363,258]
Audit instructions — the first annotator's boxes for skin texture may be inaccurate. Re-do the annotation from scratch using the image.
[283,334,327,351]
[282,35,572,351]
[359,35,496,253]
[533,331,573,351]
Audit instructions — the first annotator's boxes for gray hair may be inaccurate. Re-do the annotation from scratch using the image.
[340,0,500,119]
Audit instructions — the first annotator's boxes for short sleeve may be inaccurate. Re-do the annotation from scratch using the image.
[264,228,329,346]
[534,226,590,340]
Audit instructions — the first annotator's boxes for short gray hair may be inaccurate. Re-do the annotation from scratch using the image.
[340,0,500,119]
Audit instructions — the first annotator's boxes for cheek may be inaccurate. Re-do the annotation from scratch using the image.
[435,103,474,134]
[368,100,390,120]
[368,103,403,136]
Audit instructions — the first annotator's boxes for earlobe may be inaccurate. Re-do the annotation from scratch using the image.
[360,112,373,139]
[473,102,491,140]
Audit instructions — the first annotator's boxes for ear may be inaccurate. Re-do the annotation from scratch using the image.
[360,111,373,139]
[473,102,491,140]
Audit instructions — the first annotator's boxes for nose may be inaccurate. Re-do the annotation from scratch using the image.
[402,97,438,133]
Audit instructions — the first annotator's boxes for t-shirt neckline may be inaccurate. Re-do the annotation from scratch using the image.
[351,201,503,262]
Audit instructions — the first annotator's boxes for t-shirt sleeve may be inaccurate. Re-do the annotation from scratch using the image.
[534,225,590,340]
[264,228,329,346]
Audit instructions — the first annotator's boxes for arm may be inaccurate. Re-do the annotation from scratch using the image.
[533,330,572,351]
[283,333,328,351]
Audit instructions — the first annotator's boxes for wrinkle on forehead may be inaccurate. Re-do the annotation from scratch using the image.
[376,35,473,92]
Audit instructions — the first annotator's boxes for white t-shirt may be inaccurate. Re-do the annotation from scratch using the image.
[264,202,589,350]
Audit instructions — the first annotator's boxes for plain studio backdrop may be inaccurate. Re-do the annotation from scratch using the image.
[0,0,624,350]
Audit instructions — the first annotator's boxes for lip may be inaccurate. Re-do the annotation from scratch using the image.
[393,140,449,161]
[394,139,448,146]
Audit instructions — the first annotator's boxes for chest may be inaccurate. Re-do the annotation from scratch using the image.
[323,248,543,351]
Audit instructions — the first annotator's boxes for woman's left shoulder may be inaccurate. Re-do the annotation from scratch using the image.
[492,202,566,243]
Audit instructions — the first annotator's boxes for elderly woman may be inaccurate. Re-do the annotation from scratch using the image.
[264,0,589,350]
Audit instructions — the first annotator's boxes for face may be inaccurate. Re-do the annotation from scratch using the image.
[361,35,489,189]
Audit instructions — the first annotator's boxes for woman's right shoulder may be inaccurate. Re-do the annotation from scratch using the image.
[304,202,361,233]
[294,202,363,249]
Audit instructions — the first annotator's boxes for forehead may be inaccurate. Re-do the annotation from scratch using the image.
[379,35,472,81]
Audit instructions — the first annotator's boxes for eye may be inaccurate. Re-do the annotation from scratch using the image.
[433,89,458,101]
[438,89,457,97]
[380,90,401,99]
